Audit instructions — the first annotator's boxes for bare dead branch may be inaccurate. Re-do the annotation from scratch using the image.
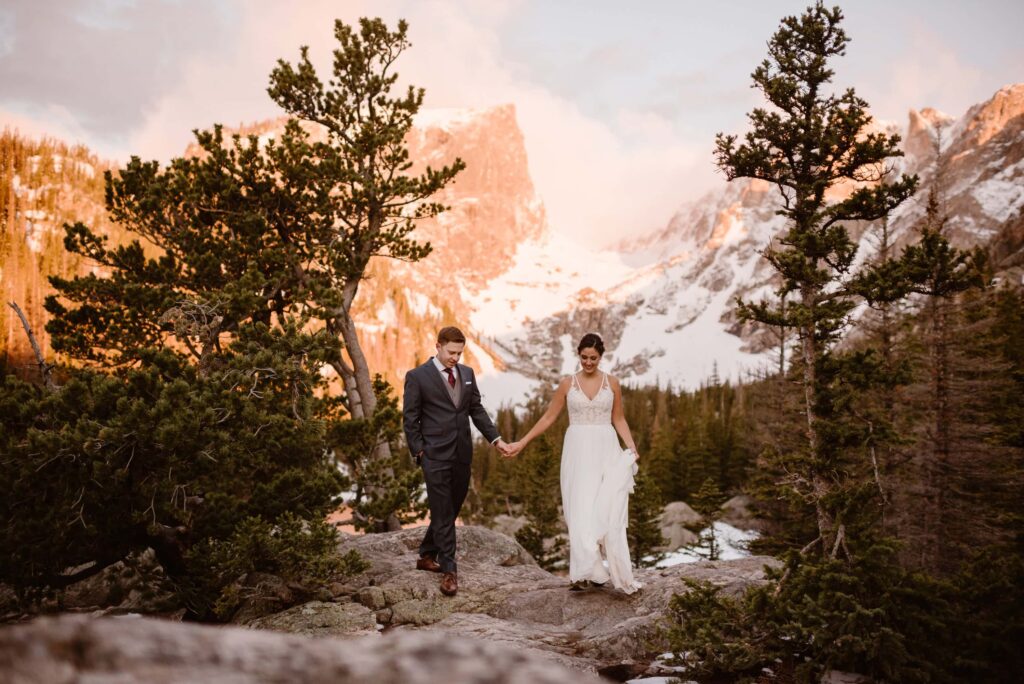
[8,301,58,391]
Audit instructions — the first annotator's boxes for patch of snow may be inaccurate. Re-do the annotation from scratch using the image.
[407,291,442,318]
[652,521,759,567]
[467,231,634,339]
[468,336,540,414]
[972,158,1024,223]
[414,107,482,131]
[376,299,398,328]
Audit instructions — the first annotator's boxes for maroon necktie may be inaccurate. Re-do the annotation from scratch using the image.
[445,368,456,388]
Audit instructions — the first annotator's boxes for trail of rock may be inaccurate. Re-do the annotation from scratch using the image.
[247,526,780,675]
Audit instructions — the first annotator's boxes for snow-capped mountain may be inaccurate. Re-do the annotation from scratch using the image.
[470,84,1024,409]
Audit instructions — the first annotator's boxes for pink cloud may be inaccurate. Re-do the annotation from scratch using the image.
[7,0,713,246]
[863,26,986,123]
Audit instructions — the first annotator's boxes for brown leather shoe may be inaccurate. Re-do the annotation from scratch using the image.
[416,555,442,573]
[440,572,458,596]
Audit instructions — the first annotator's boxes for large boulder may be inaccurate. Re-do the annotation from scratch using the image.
[490,514,529,538]
[718,494,767,532]
[246,600,378,637]
[0,614,603,683]
[658,501,703,551]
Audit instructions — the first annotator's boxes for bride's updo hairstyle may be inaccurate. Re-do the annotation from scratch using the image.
[577,332,605,356]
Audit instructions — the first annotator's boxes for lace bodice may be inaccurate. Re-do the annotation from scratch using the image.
[566,373,613,426]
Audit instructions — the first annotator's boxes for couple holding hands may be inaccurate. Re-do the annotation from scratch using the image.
[403,326,643,597]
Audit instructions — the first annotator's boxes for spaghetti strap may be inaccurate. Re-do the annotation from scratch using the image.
[571,373,582,391]
[601,372,609,390]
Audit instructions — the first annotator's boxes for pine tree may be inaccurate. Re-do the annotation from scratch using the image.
[266,18,466,530]
[266,17,464,424]
[0,325,361,618]
[716,1,917,559]
[896,185,986,570]
[691,476,726,560]
[628,465,665,567]
[0,15,473,615]
[514,434,567,570]
[43,17,455,532]
[645,389,679,501]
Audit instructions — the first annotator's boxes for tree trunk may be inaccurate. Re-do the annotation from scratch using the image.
[337,294,377,417]
[929,295,951,565]
[801,286,833,558]
[335,278,402,532]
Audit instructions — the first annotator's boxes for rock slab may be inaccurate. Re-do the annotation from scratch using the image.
[0,613,603,684]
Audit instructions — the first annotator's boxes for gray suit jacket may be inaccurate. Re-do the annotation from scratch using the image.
[403,360,500,464]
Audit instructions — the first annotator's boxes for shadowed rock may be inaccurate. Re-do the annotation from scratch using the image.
[0,613,603,684]
[658,501,703,550]
[718,493,768,532]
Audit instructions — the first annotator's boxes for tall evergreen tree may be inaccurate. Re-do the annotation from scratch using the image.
[691,476,727,560]
[716,1,917,558]
[266,17,464,427]
[266,18,465,529]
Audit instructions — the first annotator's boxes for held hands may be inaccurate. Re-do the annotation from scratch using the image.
[494,439,523,459]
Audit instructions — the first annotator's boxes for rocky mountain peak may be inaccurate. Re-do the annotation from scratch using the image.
[955,83,1024,149]
[905,107,954,163]
[405,104,546,292]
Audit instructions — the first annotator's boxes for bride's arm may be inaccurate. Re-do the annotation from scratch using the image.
[609,376,639,457]
[509,377,570,454]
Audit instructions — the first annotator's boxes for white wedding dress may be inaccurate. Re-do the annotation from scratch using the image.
[560,372,642,594]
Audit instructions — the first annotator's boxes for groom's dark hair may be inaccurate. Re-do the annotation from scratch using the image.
[437,326,467,345]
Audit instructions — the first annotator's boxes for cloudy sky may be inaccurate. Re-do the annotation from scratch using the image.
[1,0,1021,245]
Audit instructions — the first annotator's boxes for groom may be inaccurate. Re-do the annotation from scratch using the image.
[403,326,510,596]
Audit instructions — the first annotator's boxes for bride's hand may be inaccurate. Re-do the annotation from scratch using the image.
[508,440,525,458]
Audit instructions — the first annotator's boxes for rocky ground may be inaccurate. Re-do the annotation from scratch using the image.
[311,526,779,677]
[0,525,780,682]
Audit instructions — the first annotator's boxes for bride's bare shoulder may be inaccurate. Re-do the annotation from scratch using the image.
[606,373,622,389]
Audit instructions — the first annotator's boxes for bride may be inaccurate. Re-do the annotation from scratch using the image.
[507,333,643,594]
